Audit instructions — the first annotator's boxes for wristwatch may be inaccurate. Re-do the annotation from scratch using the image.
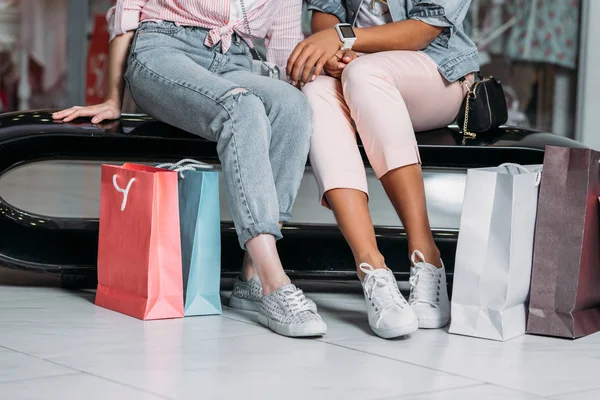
[334,23,357,51]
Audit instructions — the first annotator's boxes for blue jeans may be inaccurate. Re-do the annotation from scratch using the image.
[125,21,312,248]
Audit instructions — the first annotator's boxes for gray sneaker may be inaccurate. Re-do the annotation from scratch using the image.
[258,284,327,337]
[229,275,317,312]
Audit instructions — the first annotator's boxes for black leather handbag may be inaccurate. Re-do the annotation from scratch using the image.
[457,75,508,139]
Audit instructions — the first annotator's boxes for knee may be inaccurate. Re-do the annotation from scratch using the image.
[288,93,313,150]
[273,85,313,125]
[222,88,264,114]
[272,85,313,141]
[222,89,270,129]
[341,57,383,92]
[216,90,270,149]
[302,76,337,102]
[290,87,313,128]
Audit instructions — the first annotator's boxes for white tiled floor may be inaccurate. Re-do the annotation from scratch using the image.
[1,268,600,400]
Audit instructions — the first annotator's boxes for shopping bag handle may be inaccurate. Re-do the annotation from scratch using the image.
[157,158,214,178]
[499,163,542,186]
[157,158,214,170]
[112,175,136,211]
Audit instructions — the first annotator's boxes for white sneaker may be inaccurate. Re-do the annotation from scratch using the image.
[409,251,451,329]
[258,284,327,338]
[360,264,418,339]
[229,275,317,312]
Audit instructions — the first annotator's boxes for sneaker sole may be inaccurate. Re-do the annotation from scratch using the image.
[418,317,450,329]
[230,295,319,314]
[371,319,419,339]
[258,313,327,338]
[228,296,259,312]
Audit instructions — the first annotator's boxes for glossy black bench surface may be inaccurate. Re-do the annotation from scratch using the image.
[0,110,584,287]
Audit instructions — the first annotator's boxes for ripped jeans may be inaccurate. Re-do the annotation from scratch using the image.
[125,22,312,248]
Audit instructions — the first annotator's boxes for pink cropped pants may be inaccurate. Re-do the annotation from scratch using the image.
[303,51,469,206]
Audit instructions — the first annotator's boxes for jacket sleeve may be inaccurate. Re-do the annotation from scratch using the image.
[106,0,149,41]
[408,0,472,47]
[305,0,347,23]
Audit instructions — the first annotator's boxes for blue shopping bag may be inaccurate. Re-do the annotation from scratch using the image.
[158,160,222,316]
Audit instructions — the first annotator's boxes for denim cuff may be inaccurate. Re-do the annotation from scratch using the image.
[306,0,347,23]
[279,213,293,223]
[238,222,283,249]
[411,15,453,48]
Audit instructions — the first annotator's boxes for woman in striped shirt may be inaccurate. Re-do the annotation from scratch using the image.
[53,0,326,338]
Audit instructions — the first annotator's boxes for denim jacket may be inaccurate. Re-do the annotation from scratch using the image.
[306,0,479,82]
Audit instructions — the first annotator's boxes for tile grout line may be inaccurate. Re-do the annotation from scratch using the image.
[0,372,82,386]
[371,383,492,400]
[220,313,261,327]
[318,340,547,398]
[222,310,547,398]
[0,345,176,400]
[317,340,480,380]
[548,385,600,399]
[0,294,75,305]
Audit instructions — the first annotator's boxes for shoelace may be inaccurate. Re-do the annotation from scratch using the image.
[359,264,407,329]
[409,251,441,308]
[279,286,313,320]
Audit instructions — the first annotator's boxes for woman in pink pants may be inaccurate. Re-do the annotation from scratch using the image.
[288,0,478,339]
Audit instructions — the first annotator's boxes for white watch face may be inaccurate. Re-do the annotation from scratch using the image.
[338,24,356,39]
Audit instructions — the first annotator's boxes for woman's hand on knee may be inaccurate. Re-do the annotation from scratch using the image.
[52,99,121,124]
[287,28,342,86]
[324,50,359,79]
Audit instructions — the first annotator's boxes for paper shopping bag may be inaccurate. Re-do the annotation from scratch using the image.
[96,163,184,320]
[449,163,542,341]
[160,159,222,317]
[527,146,600,338]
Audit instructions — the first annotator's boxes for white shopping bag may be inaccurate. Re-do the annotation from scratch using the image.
[449,163,542,341]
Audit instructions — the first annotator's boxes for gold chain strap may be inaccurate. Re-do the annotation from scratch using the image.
[462,80,482,139]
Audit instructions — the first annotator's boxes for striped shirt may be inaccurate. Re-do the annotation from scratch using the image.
[107,0,304,71]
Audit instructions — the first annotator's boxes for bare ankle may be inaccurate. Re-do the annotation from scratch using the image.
[355,252,386,281]
[241,268,256,282]
[241,252,257,281]
[244,234,289,295]
[261,274,291,296]
[409,244,442,268]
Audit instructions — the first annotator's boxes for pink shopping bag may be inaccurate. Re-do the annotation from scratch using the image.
[95,163,184,320]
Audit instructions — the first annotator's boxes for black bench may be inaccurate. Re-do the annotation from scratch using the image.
[0,110,584,288]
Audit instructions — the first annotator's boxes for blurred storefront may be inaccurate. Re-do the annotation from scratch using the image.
[469,0,581,139]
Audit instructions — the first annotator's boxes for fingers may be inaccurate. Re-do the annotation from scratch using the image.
[52,101,120,124]
[290,47,314,85]
[286,42,305,79]
[311,56,329,83]
[52,106,81,120]
[323,56,347,79]
[300,52,323,84]
[62,106,101,122]
[324,68,342,79]
[324,57,342,70]
[91,109,115,124]
[323,63,345,75]
[342,50,358,63]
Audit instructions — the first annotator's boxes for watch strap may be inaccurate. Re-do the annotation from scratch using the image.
[340,38,356,51]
